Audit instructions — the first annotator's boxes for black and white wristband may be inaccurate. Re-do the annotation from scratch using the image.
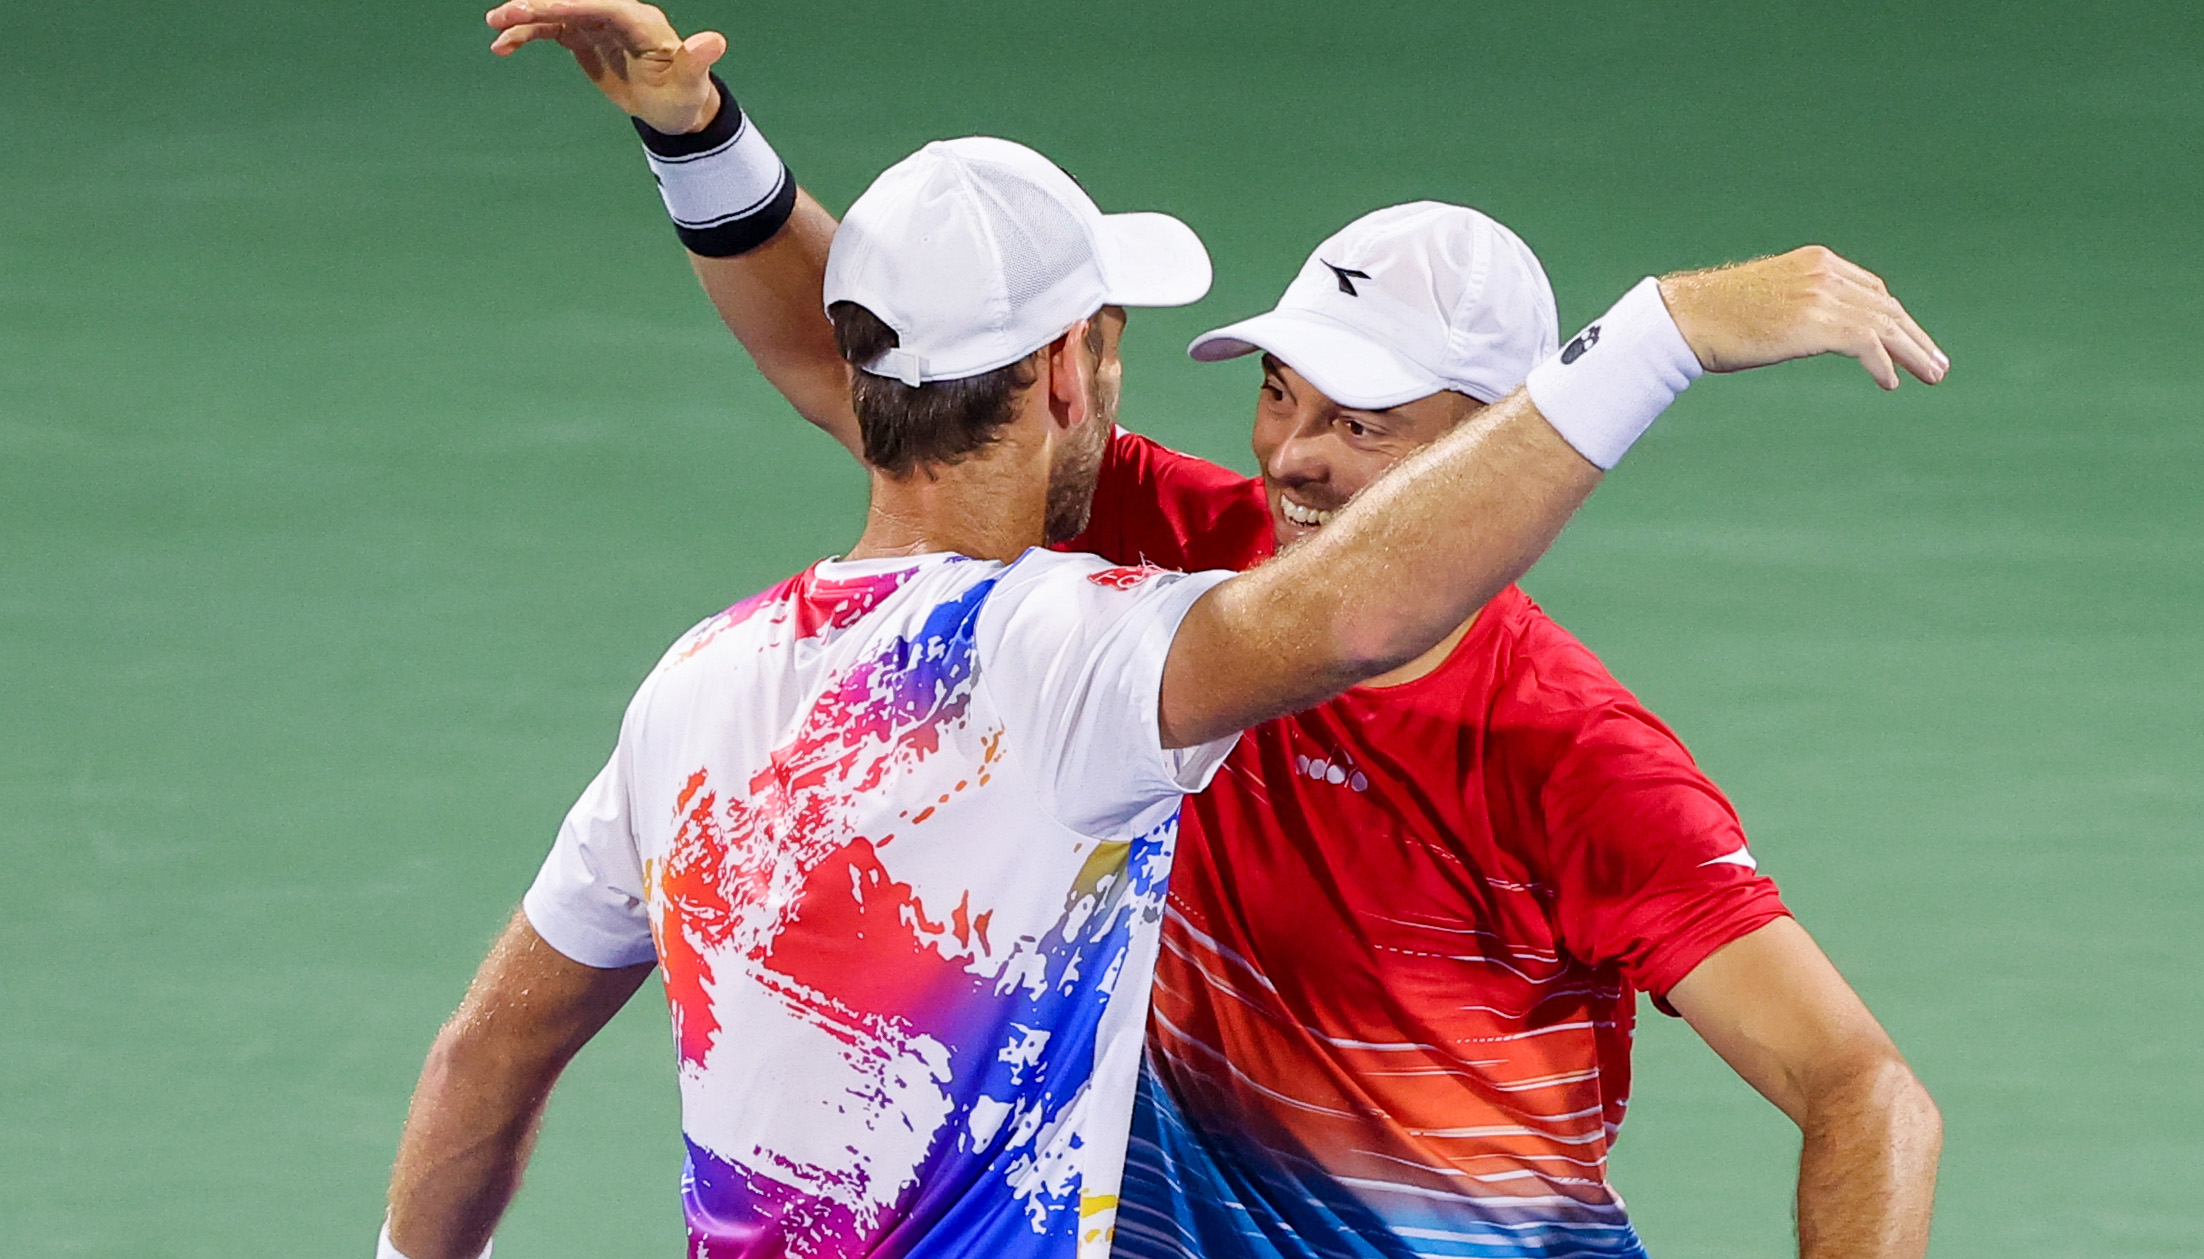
[1523,277,1705,470]
[632,74,797,258]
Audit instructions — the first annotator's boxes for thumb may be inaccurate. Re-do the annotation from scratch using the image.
[682,30,728,71]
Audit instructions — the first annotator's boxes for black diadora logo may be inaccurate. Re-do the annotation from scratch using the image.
[1324,262,1373,296]
[1560,324,1601,364]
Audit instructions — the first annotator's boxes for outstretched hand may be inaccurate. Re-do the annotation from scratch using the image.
[486,0,726,135]
[1660,246,1949,390]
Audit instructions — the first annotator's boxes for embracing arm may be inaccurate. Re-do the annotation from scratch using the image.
[687,191,854,450]
[384,910,653,1259]
[1156,246,1947,748]
[1667,918,1942,1259]
[488,0,859,453]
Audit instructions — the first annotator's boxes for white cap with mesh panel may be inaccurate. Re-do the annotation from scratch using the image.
[823,137,1213,386]
[1188,201,1558,408]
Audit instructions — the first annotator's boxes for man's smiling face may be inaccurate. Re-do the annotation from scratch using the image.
[1249,354,1487,550]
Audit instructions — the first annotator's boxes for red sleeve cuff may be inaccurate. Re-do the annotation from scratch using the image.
[1635,886,1793,1015]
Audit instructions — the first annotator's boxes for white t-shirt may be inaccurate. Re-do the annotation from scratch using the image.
[523,549,1236,1259]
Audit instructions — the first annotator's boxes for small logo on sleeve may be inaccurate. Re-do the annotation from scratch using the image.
[1089,564,1167,590]
[1699,846,1759,872]
[1323,262,1374,297]
[1560,324,1602,364]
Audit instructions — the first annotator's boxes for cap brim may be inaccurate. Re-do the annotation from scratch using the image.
[1187,310,1444,410]
[1098,212,1213,308]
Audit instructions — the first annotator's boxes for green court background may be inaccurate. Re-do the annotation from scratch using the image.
[3,1,2197,1254]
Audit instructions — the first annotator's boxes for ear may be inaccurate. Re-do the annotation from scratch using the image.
[1040,317,1096,432]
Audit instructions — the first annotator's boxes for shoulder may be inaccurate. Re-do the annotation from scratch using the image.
[1484,588,1641,718]
[1465,589,1718,784]
[988,548,1223,611]
[656,572,804,661]
[978,550,1228,678]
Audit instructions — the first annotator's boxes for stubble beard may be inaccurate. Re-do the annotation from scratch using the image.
[1042,373,1117,546]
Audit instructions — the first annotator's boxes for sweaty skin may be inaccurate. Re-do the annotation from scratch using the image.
[383,8,1949,1259]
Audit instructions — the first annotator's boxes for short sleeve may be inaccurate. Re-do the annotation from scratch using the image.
[977,552,1240,839]
[522,741,659,970]
[1493,628,1790,1005]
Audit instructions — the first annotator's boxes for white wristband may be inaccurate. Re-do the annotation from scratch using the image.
[378,1220,490,1259]
[1523,276,1705,470]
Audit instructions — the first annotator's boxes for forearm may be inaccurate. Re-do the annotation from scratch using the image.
[687,188,857,452]
[1163,391,1597,744]
[1670,920,1943,1259]
[1266,390,1596,667]
[1796,1056,1943,1259]
[384,913,651,1259]
[386,1027,563,1259]
[524,16,856,453]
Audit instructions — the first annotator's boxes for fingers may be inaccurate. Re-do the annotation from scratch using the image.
[1879,309,1946,386]
[1851,323,1902,391]
[485,1,541,31]
[1884,298,1948,383]
[1665,245,1948,389]
[1830,258,1947,381]
[1815,255,1948,388]
[682,29,728,70]
[1845,279,1947,386]
[487,0,677,51]
[489,20,568,54]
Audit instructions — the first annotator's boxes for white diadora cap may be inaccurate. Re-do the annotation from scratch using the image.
[823,137,1214,386]
[1188,201,1558,408]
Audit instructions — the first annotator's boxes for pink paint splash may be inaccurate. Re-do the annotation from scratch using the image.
[655,570,993,1066]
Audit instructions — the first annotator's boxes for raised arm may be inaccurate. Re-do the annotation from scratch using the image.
[1668,918,1943,1259]
[383,910,652,1259]
[1158,246,1947,748]
[487,0,858,454]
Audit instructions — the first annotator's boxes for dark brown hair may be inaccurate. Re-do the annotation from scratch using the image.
[831,301,1037,476]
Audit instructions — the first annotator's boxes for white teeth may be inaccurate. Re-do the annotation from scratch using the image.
[1281,498,1336,527]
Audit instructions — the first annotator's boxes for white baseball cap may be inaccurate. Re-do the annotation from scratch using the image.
[1188,201,1558,408]
[823,137,1213,386]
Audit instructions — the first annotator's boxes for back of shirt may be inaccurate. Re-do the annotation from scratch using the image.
[523,550,1235,1259]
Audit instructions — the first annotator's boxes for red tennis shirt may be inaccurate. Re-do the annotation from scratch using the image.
[1064,427,1792,1259]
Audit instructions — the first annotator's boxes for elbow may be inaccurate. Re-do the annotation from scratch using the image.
[420,1018,484,1097]
[1810,1049,1943,1164]
[1905,1067,1944,1162]
[422,1003,530,1094]
[1876,1054,1941,1142]
[1327,610,1435,684]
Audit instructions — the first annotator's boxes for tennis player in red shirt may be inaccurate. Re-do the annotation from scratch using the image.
[1056,204,1941,1259]
[485,7,1943,1257]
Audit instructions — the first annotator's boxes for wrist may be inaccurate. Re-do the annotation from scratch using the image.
[634,72,723,139]
[1651,270,1724,373]
[658,84,721,137]
[1522,277,1704,470]
[632,73,797,258]
[632,73,739,154]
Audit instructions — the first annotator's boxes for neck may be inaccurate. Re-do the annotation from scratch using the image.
[846,438,1050,564]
